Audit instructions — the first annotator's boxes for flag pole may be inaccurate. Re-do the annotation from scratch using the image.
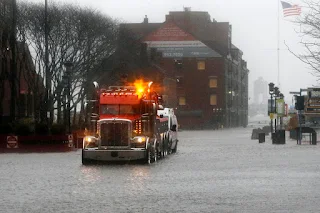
[277,0,281,132]
[277,0,280,88]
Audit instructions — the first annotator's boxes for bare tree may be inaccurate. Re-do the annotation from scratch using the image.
[16,1,118,126]
[286,0,320,77]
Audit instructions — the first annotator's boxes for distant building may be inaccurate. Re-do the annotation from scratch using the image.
[118,9,249,128]
[253,77,268,104]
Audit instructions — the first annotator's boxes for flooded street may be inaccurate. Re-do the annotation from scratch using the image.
[1,127,320,213]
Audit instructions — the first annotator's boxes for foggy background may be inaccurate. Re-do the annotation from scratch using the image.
[27,0,315,105]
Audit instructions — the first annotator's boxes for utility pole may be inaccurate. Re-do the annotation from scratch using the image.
[10,0,17,122]
[45,0,52,127]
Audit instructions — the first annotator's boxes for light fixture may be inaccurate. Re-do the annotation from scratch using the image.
[268,82,274,93]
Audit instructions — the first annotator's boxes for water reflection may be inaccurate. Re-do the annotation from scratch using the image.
[129,166,151,179]
[125,166,151,194]
[80,166,102,183]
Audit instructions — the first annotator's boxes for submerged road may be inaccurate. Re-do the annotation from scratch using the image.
[1,127,320,213]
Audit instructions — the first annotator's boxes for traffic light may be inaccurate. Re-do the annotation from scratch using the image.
[295,96,305,110]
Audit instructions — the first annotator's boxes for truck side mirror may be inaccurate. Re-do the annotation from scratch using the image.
[171,124,177,132]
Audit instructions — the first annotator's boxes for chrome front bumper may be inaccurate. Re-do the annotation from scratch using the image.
[82,149,147,161]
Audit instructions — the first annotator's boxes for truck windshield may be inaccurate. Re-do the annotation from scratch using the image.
[100,104,139,115]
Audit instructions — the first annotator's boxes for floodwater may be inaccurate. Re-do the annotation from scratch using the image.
[1,127,320,213]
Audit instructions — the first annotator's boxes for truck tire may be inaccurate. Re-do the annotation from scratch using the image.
[144,148,151,164]
[162,138,167,158]
[167,138,172,155]
[82,149,91,165]
[152,147,158,163]
[151,139,159,163]
[172,140,178,153]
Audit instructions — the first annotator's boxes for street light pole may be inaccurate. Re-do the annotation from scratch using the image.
[274,87,279,133]
[270,94,273,132]
[279,93,284,129]
[269,83,275,133]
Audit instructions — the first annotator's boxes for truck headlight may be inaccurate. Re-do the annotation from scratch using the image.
[132,136,147,143]
[83,136,97,148]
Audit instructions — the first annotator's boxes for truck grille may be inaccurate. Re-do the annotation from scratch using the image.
[100,121,130,146]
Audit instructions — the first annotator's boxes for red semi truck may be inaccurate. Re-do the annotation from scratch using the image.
[82,80,178,164]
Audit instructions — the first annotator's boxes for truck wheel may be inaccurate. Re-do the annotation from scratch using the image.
[82,149,90,165]
[172,140,178,153]
[167,139,172,155]
[145,148,151,164]
[152,147,158,163]
[162,140,167,158]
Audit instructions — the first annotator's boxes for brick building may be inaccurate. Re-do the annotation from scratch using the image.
[120,9,249,128]
[0,0,38,122]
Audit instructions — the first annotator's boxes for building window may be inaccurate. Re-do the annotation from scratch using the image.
[174,59,183,70]
[209,77,218,88]
[162,95,168,104]
[176,76,184,88]
[210,94,217,105]
[179,97,186,105]
[197,61,205,70]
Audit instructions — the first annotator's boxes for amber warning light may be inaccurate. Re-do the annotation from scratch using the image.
[100,79,152,99]
[102,92,135,96]
[133,79,151,99]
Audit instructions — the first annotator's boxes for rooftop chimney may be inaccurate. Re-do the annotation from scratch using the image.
[165,14,173,22]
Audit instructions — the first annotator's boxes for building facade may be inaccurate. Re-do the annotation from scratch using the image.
[0,0,37,122]
[120,9,249,128]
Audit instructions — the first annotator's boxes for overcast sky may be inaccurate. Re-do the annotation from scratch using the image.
[26,0,316,104]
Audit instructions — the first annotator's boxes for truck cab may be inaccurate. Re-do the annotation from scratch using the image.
[82,81,178,164]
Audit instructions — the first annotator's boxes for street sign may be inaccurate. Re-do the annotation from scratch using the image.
[305,88,320,115]
[7,136,18,148]
[276,99,285,117]
[269,113,277,119]
[68,134,73,148]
